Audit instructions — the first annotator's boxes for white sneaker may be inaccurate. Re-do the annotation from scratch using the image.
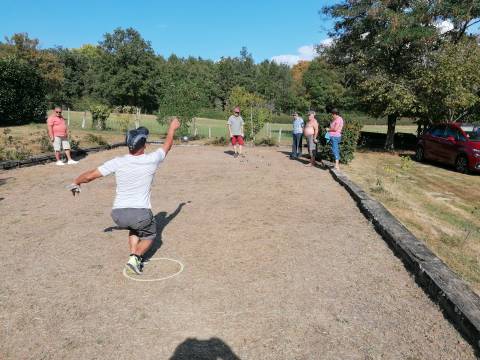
[67,160,78,165]
[55,160,65,166]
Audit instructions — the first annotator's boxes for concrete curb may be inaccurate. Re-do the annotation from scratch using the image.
[325,162,480,350]
[0,142,125,170]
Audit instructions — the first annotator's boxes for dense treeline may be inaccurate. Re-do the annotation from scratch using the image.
[2,0,480,150]
[0,28,347,127]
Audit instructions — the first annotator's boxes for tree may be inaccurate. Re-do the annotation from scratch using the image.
[157,81,206,136]
[215,48,256,110]
[227,86,272,140]
[255,60,295,113]
[415,39,480,125]
[323,1,440,149]
[302,58,346,112]
[0,57,47,125]
[96,28,159,112]
[323,0,480,149]
[0,33,64,103]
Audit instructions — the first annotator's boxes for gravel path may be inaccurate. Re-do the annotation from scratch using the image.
[0,145,476,359]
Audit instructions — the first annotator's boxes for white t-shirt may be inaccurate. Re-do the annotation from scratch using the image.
[98,148,166,209]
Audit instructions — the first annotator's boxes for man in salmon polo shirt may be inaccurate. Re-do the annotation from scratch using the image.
[47,106,78,166]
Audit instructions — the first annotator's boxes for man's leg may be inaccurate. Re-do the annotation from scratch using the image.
[291,134,296,158]
[55,151,61,161]
[294,134,301,157]
[65,149,73,161]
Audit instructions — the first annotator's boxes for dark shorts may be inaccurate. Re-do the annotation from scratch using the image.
[111,208,156,240]
[231,135,244,146]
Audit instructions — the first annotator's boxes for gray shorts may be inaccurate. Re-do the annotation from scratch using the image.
[306,135,317,151]
[111,208,156,240]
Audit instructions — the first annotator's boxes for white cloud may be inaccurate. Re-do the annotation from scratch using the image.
[319,38,334,47]
[435,20,454,34]
[270,54,301,66]
[272,41,331,66]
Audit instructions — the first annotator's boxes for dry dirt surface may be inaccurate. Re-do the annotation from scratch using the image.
[0,145,477,360]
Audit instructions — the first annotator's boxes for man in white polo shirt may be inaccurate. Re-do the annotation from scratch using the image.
[69,118,180,275]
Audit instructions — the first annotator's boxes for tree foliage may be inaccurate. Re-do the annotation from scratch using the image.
[415,39,480,124]
[227,86,272,140]
[322,0,480,148]
[0,57,47,125]
[96,28,159,112]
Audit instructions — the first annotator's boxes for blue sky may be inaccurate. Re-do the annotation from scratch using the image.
[0,0,338,64]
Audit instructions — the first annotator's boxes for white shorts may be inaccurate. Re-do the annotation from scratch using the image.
[53,136,71,151]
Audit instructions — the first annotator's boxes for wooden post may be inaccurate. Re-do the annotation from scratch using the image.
[278,128,282,145]
[67,108,70,126]
[209,127,211,139]
[135,108,140,129]
[250,105,253,140]
[81,111,86,128]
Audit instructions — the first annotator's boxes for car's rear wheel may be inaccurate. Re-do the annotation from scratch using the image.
[455,155,469,174]
[415,146,425,162]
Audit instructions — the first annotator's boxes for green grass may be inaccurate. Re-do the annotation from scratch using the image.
[41,110,417,147]
[343,151,480,293]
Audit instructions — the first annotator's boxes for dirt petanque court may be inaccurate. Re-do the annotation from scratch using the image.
[0,145,476,359]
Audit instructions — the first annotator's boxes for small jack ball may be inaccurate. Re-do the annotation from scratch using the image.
[181,136,189,142]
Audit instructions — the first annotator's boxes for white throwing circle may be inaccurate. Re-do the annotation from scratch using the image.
[122,257,184,282]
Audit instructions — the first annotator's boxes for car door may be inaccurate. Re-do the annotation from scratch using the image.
[441,126,460,165]
[424,125,446,161]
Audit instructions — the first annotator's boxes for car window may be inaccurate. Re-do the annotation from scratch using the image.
[446,127,464,141]
[466,126,480,141]
[431,126,446,138]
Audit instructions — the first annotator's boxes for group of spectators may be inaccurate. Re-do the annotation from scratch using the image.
[290,109,344,170]
[225,107,344,170]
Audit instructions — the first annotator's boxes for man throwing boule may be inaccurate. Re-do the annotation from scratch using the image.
[69,118,180,275]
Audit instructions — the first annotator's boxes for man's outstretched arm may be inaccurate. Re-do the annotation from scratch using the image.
[74,169,103,185]
[162,117,181,155]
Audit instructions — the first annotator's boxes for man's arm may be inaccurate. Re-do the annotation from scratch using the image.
[74,169,103,186]
[47,120,54,141]
[162,117,181,155]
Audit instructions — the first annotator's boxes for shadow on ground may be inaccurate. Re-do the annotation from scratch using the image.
[0,177,14,186]
[278,150,328,170]
[224,150,235,157]
[169,337,241,360]
[103,202,189,260]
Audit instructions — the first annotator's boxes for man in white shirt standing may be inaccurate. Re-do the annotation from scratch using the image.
[69,118,180,275]
[227,106,245,158]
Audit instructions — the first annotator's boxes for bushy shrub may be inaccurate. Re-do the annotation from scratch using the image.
[90,104,111,130]
[316,117,362,164]
[38,133,54,152]
[0,57,47,125]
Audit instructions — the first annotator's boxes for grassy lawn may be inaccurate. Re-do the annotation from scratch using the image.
[1,110,418,160]
[343,150,480,293]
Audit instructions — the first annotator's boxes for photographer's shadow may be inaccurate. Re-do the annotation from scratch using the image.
[169,337,241,360]
[104,201,188,260]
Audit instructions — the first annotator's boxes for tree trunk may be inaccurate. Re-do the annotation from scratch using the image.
[385,114,397,151]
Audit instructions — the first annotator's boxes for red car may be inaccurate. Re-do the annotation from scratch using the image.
[416,123,480,173]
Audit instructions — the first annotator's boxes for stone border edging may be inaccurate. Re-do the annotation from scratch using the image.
[326,163,480,350]
[0,142,125,170]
